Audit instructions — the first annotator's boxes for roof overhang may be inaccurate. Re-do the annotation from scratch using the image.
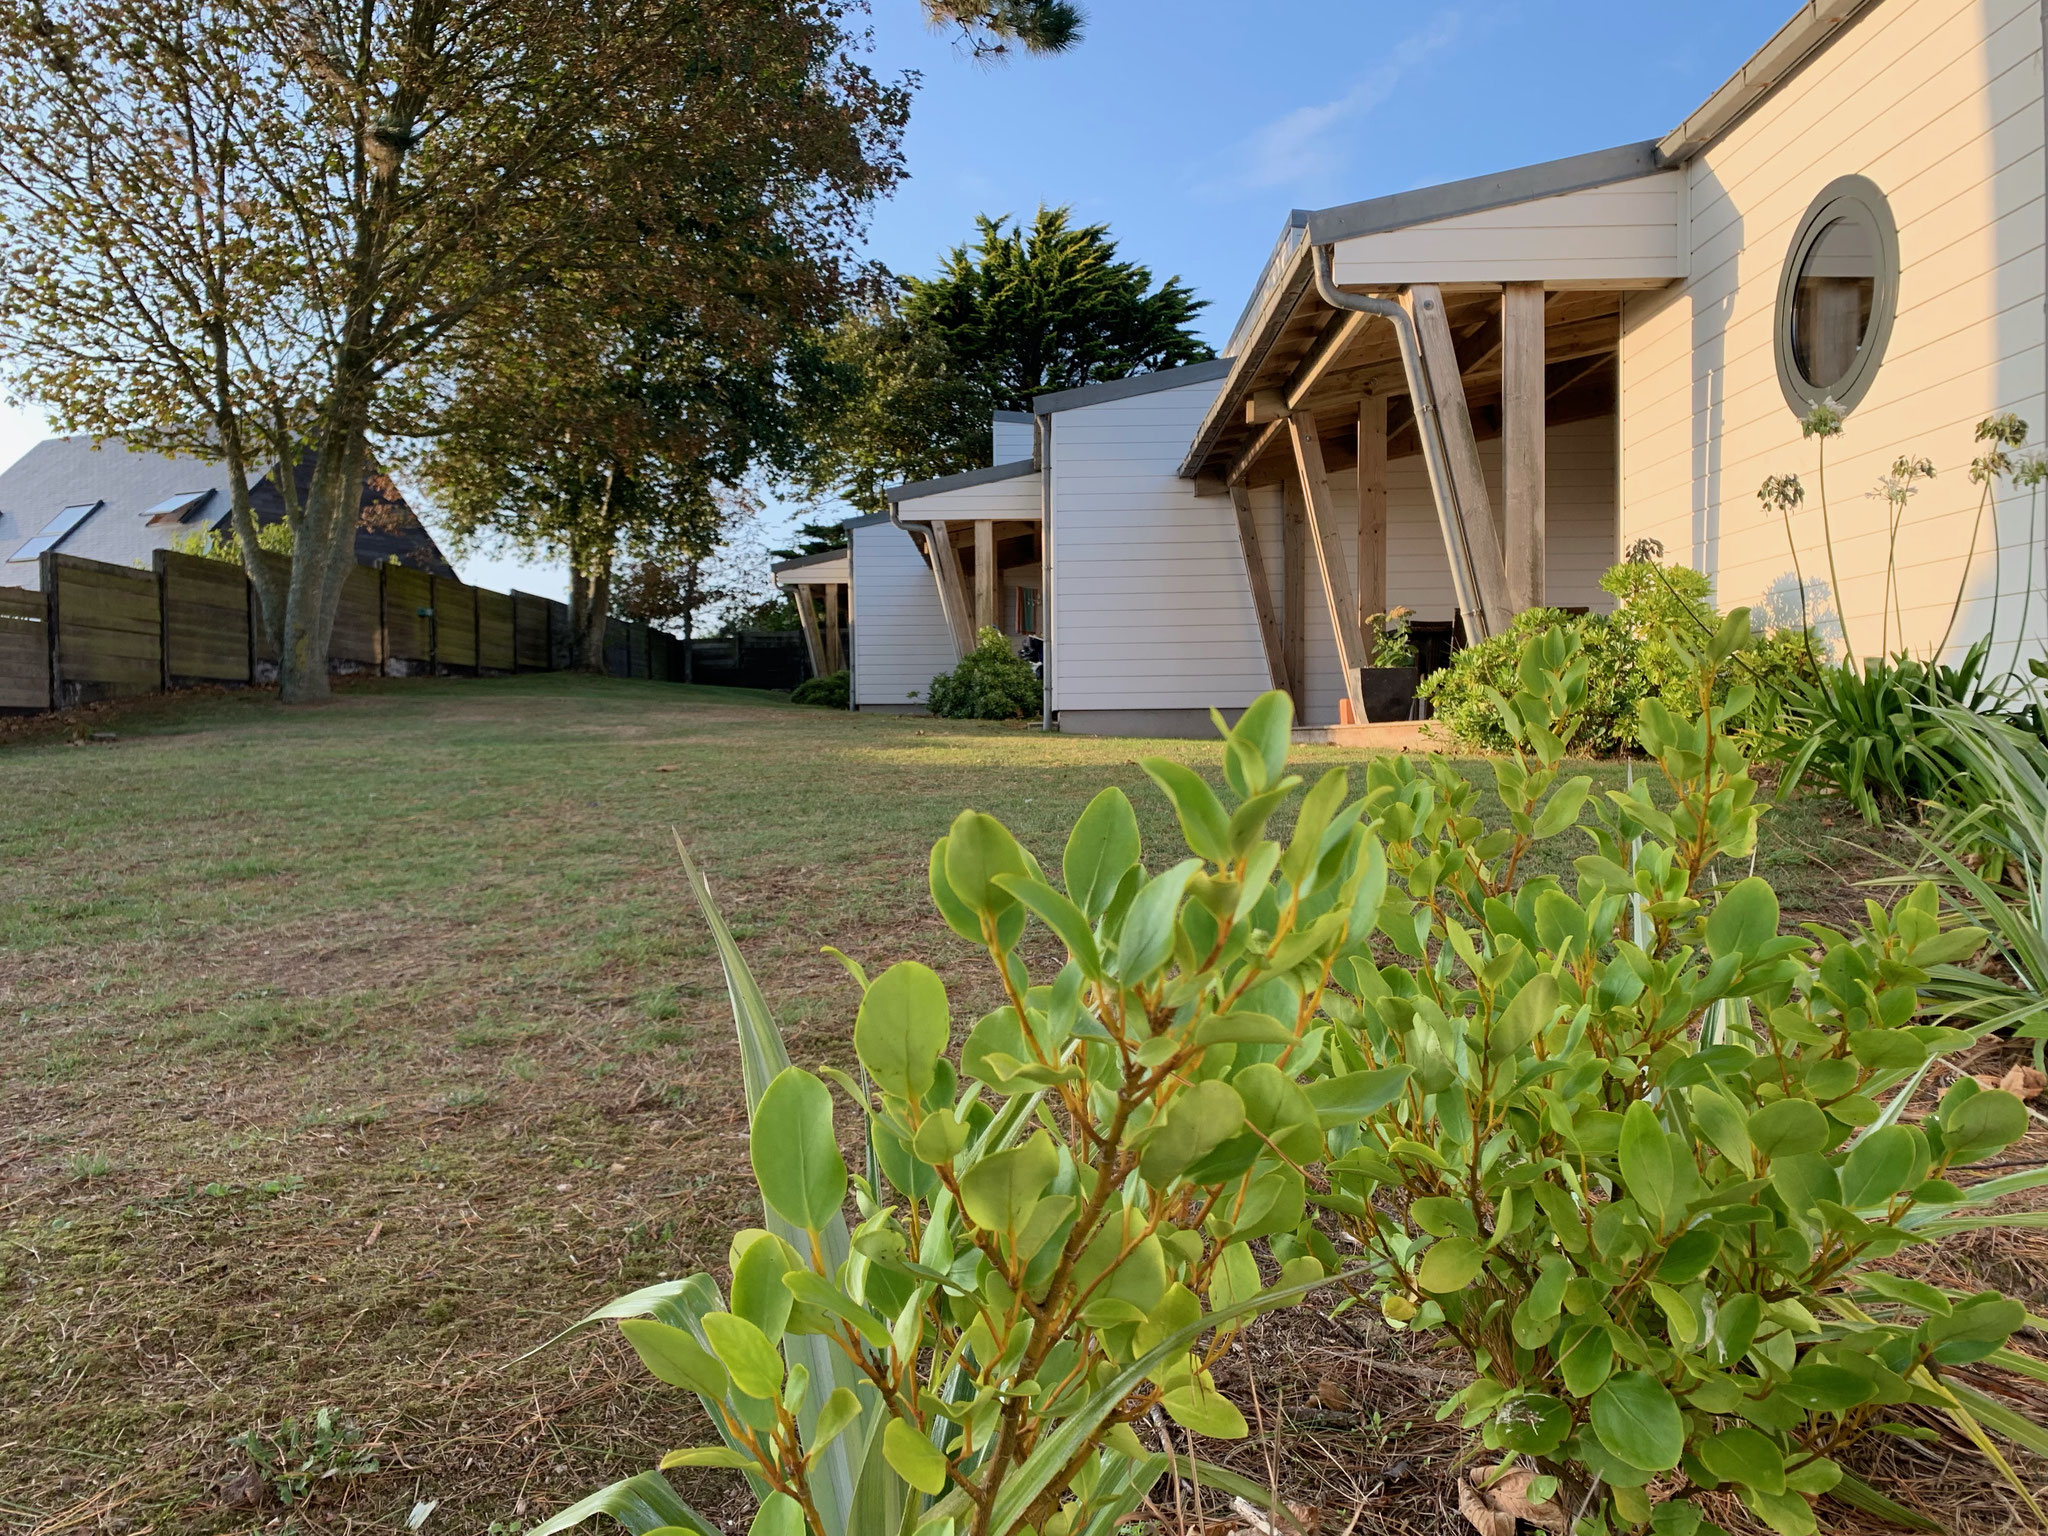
[770,547,850,586]
[1660,0,1882,163]
[883,458,1039,504]
[1179,143,1663,482]
[1031,358,1232,416]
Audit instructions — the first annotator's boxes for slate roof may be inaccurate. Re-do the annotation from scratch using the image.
[0,435,454,587]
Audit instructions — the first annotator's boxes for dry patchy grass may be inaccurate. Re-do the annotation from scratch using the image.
[0,674,2040,1535]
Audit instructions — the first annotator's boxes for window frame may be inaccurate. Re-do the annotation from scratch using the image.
[1774,174,1899,417]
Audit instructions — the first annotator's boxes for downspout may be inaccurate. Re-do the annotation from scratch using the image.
[1310,244,1493,641]
[1037,412,1053,732]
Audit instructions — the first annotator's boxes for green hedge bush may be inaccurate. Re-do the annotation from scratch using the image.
[1419,562,1815,755]
[927,627,1041,721]
[792,669,849,709]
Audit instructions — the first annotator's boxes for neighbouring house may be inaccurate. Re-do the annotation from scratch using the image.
[815,0,2048,734]
[0,435,455,588]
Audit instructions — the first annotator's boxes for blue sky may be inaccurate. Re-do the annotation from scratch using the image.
[0,0,1799,600]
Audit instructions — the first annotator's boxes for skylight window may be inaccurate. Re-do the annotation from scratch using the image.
[142,489,215,525]
[8,534,60,562]
[6,500,102,562]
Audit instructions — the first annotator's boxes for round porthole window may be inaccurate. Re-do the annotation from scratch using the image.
[1775,175,1899,415]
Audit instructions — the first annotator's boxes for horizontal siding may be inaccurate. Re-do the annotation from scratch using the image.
[851,521,955,706]
[1049,378,1273,713]
[1619,0,2048,660]
[1332,173,1686,286]
[902,472,1042,521]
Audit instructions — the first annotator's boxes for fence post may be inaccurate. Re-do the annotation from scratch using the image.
[156,551,171,695]
[40,550,58,708]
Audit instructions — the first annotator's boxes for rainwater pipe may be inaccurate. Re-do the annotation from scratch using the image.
[1310,243,1495,642]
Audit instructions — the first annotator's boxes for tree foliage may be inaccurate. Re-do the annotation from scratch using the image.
[794,208,1211,512]
[0,0,909,698]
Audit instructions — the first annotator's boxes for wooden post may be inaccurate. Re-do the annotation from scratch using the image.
[1357,393,1388,648]
[973,520,996,633]
[1282,479,1306,714]
[1229,485,1290,697]
[1405,283,1511,639]
[925,520,974,656]
[794,583,827,677]
[822,582,845,673]
[1502,281,1547,614]
[1288,413,1369,725]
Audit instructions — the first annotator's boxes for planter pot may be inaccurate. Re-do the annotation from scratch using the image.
[1359,666,1420,722]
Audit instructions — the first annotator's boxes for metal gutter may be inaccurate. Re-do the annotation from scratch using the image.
[1658,1,1884,163]
[883,459,1038,503]
[1304,141,1663,244]
[1031,359,1233,416]
[1309,245,1493,640]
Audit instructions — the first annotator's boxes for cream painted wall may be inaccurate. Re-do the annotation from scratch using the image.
[1620,0,2047,664]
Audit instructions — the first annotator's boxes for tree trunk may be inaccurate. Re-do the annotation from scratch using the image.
[276,399,372,704]
[217,415,286,659]
[568,528,613,674]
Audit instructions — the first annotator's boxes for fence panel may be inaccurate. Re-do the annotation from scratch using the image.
[156,550,250,685]
[511,592,550,670]
[548,600,573,670]
[384,565,433,670]
[477,590,515,672]
[603,617,629,677]
[0,585,49,709]
[684,630,808,690]
[433,577,477,671]
[48,553,161,706]
[330,563,383,671]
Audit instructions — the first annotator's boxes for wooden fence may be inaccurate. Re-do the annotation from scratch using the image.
[0,548,751,713]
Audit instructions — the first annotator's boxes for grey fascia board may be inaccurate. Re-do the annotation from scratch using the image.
[1031,358,1233,416]
[1303,141,1664,246]
[770,548,850,576]
[993,409,1034,424]
[838,511,896,529]
[1176,239,1316,480]
[883,459,1040,504]
[1657,1,1880,163]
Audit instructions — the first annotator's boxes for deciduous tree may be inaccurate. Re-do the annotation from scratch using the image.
[0,0,910,699]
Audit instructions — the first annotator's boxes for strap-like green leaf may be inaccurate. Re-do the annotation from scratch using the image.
[523,1471,719,1536]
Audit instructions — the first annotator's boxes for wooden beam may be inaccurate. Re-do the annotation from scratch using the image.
[1357,394,1388,642]
[1247,387,1288,424]
[1405,283,1511,640]
[1453,306,1504,378]
[1502,281,1546,615]
[925,520,974,656]
[822,580,845,673]
[973,520,997,633]
[1227,417,1287,486]
[794,583,827,678]
[1284,310,1370,411]
[1282,479,1306,715]
[1229,485,1290,697]
[1288,411,1368,725]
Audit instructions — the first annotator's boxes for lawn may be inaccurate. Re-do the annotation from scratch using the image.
[0,675,2037,1536]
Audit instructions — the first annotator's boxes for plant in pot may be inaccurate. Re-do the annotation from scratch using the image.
[1359,606,1420,721]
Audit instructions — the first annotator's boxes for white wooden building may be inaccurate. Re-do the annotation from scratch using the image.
[830,0,2047,735]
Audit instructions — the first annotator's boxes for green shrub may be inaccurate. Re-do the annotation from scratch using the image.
[538,620,2043,1536]
[1419,561,1813,756]
[791,669,849,709]
[926,627,1041,721]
